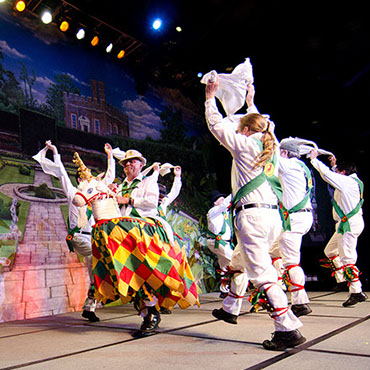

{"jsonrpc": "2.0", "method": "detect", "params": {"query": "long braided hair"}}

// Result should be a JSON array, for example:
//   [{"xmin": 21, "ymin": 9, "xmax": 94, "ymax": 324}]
[{"xmin": 238, "ymin": 113, "xmax": 276, "ymax": 169}]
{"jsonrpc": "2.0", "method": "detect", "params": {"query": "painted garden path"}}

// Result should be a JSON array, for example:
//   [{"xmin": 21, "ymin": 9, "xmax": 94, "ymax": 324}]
[{"xmin": 1, "ymin": 168, "xmax": 90, "ymax": 322}]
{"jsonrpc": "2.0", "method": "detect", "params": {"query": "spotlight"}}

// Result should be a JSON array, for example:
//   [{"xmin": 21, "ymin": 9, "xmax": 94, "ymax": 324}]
[
  {"xmin": 91, "ymin": 36, "xmax": 99, "ymax": 46},
  {"xmin": 76, "ymin": 28, "xmax": 85, "ymax": 40},
  {"xmin": 41, "ymin": 11, "xmax": 52, "ymax": 24},
  {"xmin": 176, "ymin": 26, "xmax": 182, "ymax": 32},
  {"xmin": 59, "ymin": 21, "xmax": 69, "ymax": 32},
  {"xmin": 152, "ymin": 19, "xmax": 162, "ymax": 30},
  {"xmin": 15, "ymin": 1, "xmax": 26, "ymax": 12},
  {"xmin": 117, "ymin": 50, "xmax": 125, "ymax": 59},
  {"xmin": 197, "ymin": 72, "xmax": 203, "ymax": 78},
  {"xmin": 106, "ymin": 43, "xmax": 113, "ymax": 53}
]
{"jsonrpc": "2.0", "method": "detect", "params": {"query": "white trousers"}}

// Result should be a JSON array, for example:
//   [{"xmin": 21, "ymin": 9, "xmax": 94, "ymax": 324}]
[
  {"xmin": 324, "ymin": 214, "xmax": 364, "ymax": 293},
  {"xmin": 278, "ymin": 212, "xmax": 313, "ymax": 305},
  {"xmin": 224, "ymin": 208, "xmax": 302, "ymax": 332},
  {"xmin": 207, "ymin": 239, "xmax": 234, "ymax": 271},
  {"xmin": 72, "ymin": 234, "xmax": 96, "ymax": 312}
]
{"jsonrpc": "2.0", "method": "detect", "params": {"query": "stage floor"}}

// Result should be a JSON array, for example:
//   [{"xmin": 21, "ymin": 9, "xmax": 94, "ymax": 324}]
[{"xmin": 0, "ymin": 291, "xmax": 369, "ymax": 369}]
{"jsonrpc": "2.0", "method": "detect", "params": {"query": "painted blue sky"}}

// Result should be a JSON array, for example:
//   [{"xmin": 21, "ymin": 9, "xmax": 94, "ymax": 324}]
[{"xmin": 0, "ymin": 8, "xmax": 203, "ymax": 140}]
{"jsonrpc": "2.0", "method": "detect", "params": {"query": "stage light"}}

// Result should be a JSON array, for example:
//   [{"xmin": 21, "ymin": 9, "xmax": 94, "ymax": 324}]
[
  {"xmin": 197, "ymin": 72, "xmax": 203, "ymax": 78},
  {"xmin": 106, "ymin": 43, "xmax": 113, "ymax": 53},
  {"xmin": 152, "ymin": 19, "xmax": 162, "ymax": 30},
  {"xmin": 76, "ymin": 28, "xmax": 85, "ymax": 40},
  {"xmin": 117, "ymin": 50, "xmax": 125, "ymax": 59},
  {"xmin": 91, "ymin": 36, "xmax": 99, "ymax": 46},
  {"xmin": 41, "ymin": 11, "xmax": 52, "ymax": 24},
  {"xmin": 15, "ymin": 1, "xmax": 26, "ymax": 12},
  {"xmin": 176, "ymin": 26, "xmax": 182, "ymax": 32},
  {"xmin": 59, "ymin": 21, "xmax": 69, "ymax": 32}
]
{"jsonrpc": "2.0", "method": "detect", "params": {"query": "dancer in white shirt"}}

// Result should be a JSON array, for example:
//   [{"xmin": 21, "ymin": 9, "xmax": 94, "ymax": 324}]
[
  {"xmin": 310, "ymin": 150, "xmax": 367, "ymax": 307},
  {"xmin": 206, "ymin": 191, "xmax": 234, "ymax": 298},
  {"xmin": 205, "ymin": 75, "xmax": 304, "ymax": 351},
  {"xmin": 275, "ymin": 140, "xmax": 313, "ymax": 317},
  {"xmin": 34, "ymin": 141, "xmax": 115, "ymax": 322}
]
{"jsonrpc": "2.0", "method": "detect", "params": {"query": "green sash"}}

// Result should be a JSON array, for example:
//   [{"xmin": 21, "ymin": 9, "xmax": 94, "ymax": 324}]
[
  {"xmin": 333, "ymin": 177, "xmax": 364, "ymax": 234},
  {"xmin": 207, "ymin": 210, "xmax": 235, "ymax": 250},
  {"xmin": 158, "ymin": 205, "xmax": 166, "ymax": 220},
  {"xmin": 66, "ymin": 206, "xmax": 93, "ymax": 252},
  {"xmin": 121, "ymin": 178, "xmax": 141, "ymax": 217},
  {"xmin": 287, "ymin": 161, "xmax": 313, "ymax": 214},
  {"xmin": 231, "ymin": 139, "xmax": 290, "ymax": 231}
]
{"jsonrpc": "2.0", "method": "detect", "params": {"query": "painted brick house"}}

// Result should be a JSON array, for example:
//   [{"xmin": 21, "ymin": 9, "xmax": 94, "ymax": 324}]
[{"xmin": 63, "ymin": 80, "xmax": 129, "ymax": 137}]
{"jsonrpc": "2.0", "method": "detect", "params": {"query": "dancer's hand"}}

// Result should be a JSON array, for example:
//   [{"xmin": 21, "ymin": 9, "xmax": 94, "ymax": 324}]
[
  {"xmin": 206, "ymin": 74, "xmax": 219, "ymax": 100},
  {"xmin": 310, "ymin": 149, "xmax": 319, "ymax": 160},
  {"xmin": 174, "ymin": 166, "xmax": 181, "ymax": 178},
  {"xmin": 45, "ymin": 140, "xmax": 58, "ymax": 155},
  {"xmin": 329, "ymin": 155, "xmax": 337, "ymax": 167},
  {"xmin": 104, "ymin": 143, "xmax": 112, "ymax": 156},
  {"xmin": 153, "ymin": 162, "xmax": 160, "ymax": 172},
  {"xmin": 116, "ymin": 195, "xmax": 130, "ymax": 205}
]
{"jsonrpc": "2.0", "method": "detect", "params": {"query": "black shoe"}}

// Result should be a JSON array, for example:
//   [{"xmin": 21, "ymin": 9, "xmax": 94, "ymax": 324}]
[
  {"xmin": 212, "ymin": 308, "xmax": 238, "ymax": 324},
  {"xmin": 159, "ymin": 307, "xmax": 172, "ymax": 314},
  {"xmin": 291, "ymin": 304, "xmax": 312, "ymax": 317},
  {"xmin": 219, "ymin": 292, "xmax": 228, "ymax": 299},
  {"xmin": 140, "ymin": 309, "xmax": 161, "ymax": 332},
  {"xmin": 262, "ymin": 330, "xmax": 306, "ymax": 351},
  {"xmin": 82, "ymin": 310, "xmax": 100, "ymax": 322},
  {"xmin": 333, "ymin": 281, "xmax": 348, "ymax": 292},
  {"xmin": 342, "ymin": 292, "xmax": 368, "ymax": 307}
]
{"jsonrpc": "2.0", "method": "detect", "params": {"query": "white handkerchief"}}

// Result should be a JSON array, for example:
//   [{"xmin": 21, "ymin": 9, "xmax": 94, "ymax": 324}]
[
  {"xmin": 201, "ymin": 58, "xmax": 254, "ymax": 116},
  {"xmin": 32, "ymin": 147, "xmax": 63, "ymax": 178},
  {"xmin": 112, "ymin": 147, "xmax": 126, "ymax": 161}
]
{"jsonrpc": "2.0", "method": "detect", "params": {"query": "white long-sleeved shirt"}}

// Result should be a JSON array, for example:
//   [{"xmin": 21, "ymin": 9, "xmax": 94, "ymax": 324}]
[
  {"xmin": 55, "ymin": 153, "xmax": 116, "ymax": 232},
  {"xmin": 160, "ymin": 176, "xmax": 182, "ymax": 215},
  {"xmin": 278, "ymin": 157, "xmax": 312, "ymax": 210},
  {"xmin": 205, "ymin": 97, "xmax": 278, "ymax": 206},
  {"xmin": 119, "ymin": 173, "xmax": 159, "ymax": 218},
  {"xmin": 207, "ymin": 194, "xmax": 232, "ymax": 241},
  {"xmin": 311, "ymin": 158, "xmax": 363, "ymax": 221}
]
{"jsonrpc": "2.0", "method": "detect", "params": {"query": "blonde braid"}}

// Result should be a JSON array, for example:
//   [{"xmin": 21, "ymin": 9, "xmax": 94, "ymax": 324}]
[
  {"xmin": 239, "ymin": 113, "xmax": 277, "ymax": 169},
  {"xmin": 253, "ymin": 130, "xmax": 276, "ymax": 169}
]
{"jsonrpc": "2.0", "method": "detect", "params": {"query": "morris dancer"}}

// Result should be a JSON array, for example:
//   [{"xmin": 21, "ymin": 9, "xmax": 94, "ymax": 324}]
[
  {"xmin": 205, "ymin": 74, "xmax": 305, "ymax": 351},
  {"xmin": 73, "ymin": 151, "xmax": 199, "ymax": 334},
  {"xmin": 153, "ymin": 163, "xmax": 183, "ymax": 314},
  {"xmin": 33, "ymin": 141, "xmax": 115, "ymax": 322},
  {"xmin": 206, "ymin": 191, "xmax": 235, "ymax": 298},
  {"xmin": 310, "ymin": 150, "xmax": 367, "ymax": 307},
  {"xmin": 275, "ymin": 139, "xmax": 314, "ymax": 317}
]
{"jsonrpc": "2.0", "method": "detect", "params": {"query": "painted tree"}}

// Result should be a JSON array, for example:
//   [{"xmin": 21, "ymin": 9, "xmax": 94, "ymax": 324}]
[
  {"xmin": 45, "ymin": 73, "xmax": 80, "ymax": 123},
  {"xmin": 159, "ymin": 106, "xmax": 188, "ymax": 146},
  {"xmin": 0, "ymin": 50, "xmax": 24, "ymax": 114},
  {"xmin": 19, "ymin": 62, "xmax": 36, "ymax": 108}
]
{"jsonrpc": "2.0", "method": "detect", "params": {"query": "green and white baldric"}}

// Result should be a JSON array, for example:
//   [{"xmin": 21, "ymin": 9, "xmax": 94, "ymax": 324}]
[
  {"xmin": 207, "ymin": 209, "xmax": 235, "ymax": 250},
  {"xmin": 231, "ymin": 139, "xmax": 291, "ymax": 231},
  {"xmin": 285, "ymin": 161, "xmax": 313, "ymax": 214},
  {"xmin": 333, "ymin": 177, "xmax": 364, "ymax": 235},
  {"xmin": 121, "ymin": 178, "xmax": 142, "ymax": 218},
  {"xmin": 66, "ymin": 206, "xmax": 93, "ymax": 252}
]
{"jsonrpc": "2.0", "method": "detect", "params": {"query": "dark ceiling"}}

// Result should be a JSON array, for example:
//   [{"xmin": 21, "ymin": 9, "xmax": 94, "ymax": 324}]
[{"xmin": 9, "ymin": 0, "xmax": 370, "ymax": 159}]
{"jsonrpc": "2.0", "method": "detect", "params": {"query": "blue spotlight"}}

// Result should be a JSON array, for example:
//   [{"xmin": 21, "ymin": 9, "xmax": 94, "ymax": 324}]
[
  {"xmin": 152, "ymin": 18, "xmax": 162, "ymax": 30},
  {"xmin": 197, "ymin": 72, "xmax": 203, "ymax": 78}
]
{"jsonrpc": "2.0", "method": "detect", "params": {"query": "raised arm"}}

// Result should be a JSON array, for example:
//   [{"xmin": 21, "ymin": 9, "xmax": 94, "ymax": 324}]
[
  {"xmin": 310, "ymin": 149, "xmax": 346, "ymax": 191},
  {"xmin": 103, "ymin": 143, "xmax": 116, "ymax": 185}
]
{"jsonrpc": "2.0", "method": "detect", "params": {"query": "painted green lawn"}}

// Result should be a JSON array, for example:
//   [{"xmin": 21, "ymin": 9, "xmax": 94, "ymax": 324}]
[{"xmin": 0, "ymin": 164, "xmax": 33, "ymax": 240}]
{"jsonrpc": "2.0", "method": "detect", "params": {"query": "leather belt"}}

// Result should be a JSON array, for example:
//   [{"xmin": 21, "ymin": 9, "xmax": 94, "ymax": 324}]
[
  {"xmin": 78, "ymin": 231, "xmax": 91, "ymax": 235},
  {"xmin": 294, "ymin": 208, "xmax": 312, "ymax": 213},
  {"xmin": 235, "ymin": 203, "xmax": 278, "ymax": 215}
]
